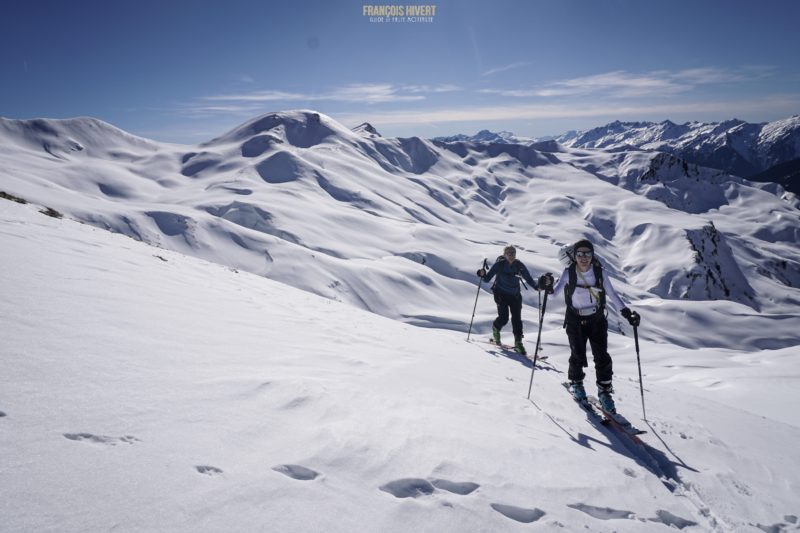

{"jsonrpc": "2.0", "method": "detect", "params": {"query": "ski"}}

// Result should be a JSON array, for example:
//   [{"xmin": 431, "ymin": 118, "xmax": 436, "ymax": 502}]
[
  {"xmin": 587, "ymin": 396, "xmax": 647, "ymax": 438},
  {"xmin": 486, "ymin": 339, "xmax": 548, "ymax": 360}
]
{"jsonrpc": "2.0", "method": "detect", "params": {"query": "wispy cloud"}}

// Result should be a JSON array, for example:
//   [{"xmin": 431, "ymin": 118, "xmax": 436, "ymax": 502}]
[
  {"xmin": 336, "ymin": 95, "xmax": 800, "ymax": 128},
  {"xmin": 481, "ymin": 67, "xmax": 776, "ymax": 99},
  {"xmin": 201, "ymin": 90, "xmax": 311, "ymax": 103},
  {"xmin": 482, "ymin": 62, "xmax": 531, "ymax": 77},
  {"xmin": 189, "ymin": 83, "xmax": 459, "ymax": 115},
  {"xmin": 401, "ymin": 84, "xmax": 462, "ymax": 93},
  {"xmin": 327, "ymin": 84, "xmax": 425, "ymax": 103}
]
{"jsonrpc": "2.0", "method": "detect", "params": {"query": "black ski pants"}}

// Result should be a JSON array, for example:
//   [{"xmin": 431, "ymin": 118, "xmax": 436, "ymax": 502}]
[
  {"xmin": 565, "ymin": 310, "xmax": 613, "ymax": 384},
  {"xmin": 493, "ymin": 290, "xmax": 524, "ymax": 339}
]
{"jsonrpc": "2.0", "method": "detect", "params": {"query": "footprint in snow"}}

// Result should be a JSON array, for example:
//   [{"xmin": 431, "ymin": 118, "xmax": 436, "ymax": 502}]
[
  {"xmin": 430, "ymin": 479, "xmax": 480, "ymax": 495},
  {"xmin": 648, "ymin": 510, "xmax": 697, "ymax": 529},
  {"xmin": 753, "ymin": 516, "xmax": 800, "ymax": 533},
  {"xmin": 490, "ymin": 503, "xmax": 546, "ymax": 523},
  {"xmin": 63, "ymin": 433, "xmax": 140, "ymax": 446},
  {"xmin": 195, "ymin": 465, "xmax": 223, "ymax": 476},
  {"xmin": 568, "ymin": 503, "xmax": 635, "ymax": 520},
  {"xmin": 380, "ymin": 478, "xmax": 480, "ymax": 499},
  {"xmin": 623, "ymin": 468, "xmax": 637, "ymax": 478},
  {"xmin": 272, "ymin": 464, "xmax": 320, "ymax": 481},
  {"xmin": 0, "ymin": 411, "xmax": 6, "ymax": 418},
  {"xmin": 380, "ymin": 479, "xmax": 435, "ymax": 498}
]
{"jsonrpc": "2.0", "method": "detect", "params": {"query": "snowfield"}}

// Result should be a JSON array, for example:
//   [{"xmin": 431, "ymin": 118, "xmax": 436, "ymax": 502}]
[
  {"xmin": 1, "ymin": 110, "xmax": 800, "ymax": 532},
  {"xmin": 2, "ymin": 195, "xmax": 799, "ymax": 532}
]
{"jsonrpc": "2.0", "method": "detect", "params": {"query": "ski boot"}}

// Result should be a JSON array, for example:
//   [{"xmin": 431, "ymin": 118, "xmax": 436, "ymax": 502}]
[
  {"xmin": 597, "ymin": 382, "xmax": 616, "ymax": 413},
  {"xmin": 491, "ymin": 326, "xmax": 501, "ymax": 345},
  {"xmin": 514, "ymin": 336, "xmax": 527, "ymax": 355},
  {"xmin": 569, "ymin": 381, "xmax": 587, "ymax": 402}
]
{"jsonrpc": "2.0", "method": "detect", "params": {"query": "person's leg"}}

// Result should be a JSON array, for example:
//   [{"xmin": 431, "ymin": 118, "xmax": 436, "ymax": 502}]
[
  {"xmin": 588, "ymin": 315, "xmax": 615, "ymax": 411},
  {"xmin": 566, "ymin": 314, "xmax": 588, "ymax": 383},
  {"xmin": 509, "ymin": 294, "xmax": 523, "ymax": 340},
  {"xmin": 493, "ymin": 293, "xmax": 511, "ymax": 334},
  {"xmin": 588, "ymin": 315, "xmax": 612, "ymax": 384}
]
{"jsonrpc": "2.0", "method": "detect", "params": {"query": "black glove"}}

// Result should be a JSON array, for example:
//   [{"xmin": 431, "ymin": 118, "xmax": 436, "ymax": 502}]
[
  {"xmin": 621, "ymin": 308, "xmax": 640, "ymax": 326},
  {"xmin": 538, "ymin": 273, "xmax": 554, "ymax": 294},
  {"xmin": 539, "ymin": 272, "xmax": 555, "ymax": 294},
  {"xmin": 477, "ymin": 268, "xmax": 487, "ymax": 278}
]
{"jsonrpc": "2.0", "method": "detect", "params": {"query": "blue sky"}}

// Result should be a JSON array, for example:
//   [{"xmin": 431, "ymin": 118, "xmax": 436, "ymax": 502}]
[{"xmin": 2, "ymin": 0, "xmax": 799, "ymax": 142}]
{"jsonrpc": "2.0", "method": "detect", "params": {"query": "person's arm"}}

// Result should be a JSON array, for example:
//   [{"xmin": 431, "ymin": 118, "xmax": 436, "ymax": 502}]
[
  {"xmin": 519, "ymin": 263, "xmax": 537, "ymax": 288},
  {"xmin": 551, "ymin": 269, "xmax": 568, "ymax": 296},
  {"xmin": 481, "ymin": 261, "xmax": 500, "ymax": 282},
  {"xmin": 602, "ymin": 270, "xmax": 626, "ymax": 311}
]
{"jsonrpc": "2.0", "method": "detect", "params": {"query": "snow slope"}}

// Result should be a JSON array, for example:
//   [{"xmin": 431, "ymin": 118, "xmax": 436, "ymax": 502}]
[
  {"xmin": 1, "ymin": 111, "xmax": 798, "ymax": 354},
  {"xmin": 2, "ymin": 199, "xmax": 799, "ymax": 532}
]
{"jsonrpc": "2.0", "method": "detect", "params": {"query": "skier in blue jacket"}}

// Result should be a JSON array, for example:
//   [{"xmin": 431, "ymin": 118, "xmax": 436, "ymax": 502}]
[{"xmin": 477, "ymin": 245, "xmax": 547, "ymax": 355}]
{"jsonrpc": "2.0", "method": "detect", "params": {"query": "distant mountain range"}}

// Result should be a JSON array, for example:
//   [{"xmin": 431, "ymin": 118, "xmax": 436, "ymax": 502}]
[
  {"xmin": 434, "ymin": 116, "xmax": 800, "ymax": 193},
  {"xmin": 434, "ymin": 129, "xmax": 536, "ymax": 145}
]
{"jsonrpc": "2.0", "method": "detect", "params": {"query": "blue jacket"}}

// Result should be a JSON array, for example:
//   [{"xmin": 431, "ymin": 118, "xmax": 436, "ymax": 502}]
[{"xmin": 483, "ymin": 259, "xmax": 537, "ymax": 296}]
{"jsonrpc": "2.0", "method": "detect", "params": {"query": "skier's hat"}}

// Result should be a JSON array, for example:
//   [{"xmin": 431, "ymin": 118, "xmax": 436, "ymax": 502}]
[{"xmin": 573, "ymin": 239, "xmax": 594, "ymax": 253}]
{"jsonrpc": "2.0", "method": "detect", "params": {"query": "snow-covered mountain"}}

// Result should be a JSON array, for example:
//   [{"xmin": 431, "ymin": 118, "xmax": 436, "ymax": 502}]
[
  {"xmin": 1, "ymin": 111, "xmax": 798, "ymax": 352},
  {"xmin": 556, "ymin": 116, "xmax": 800, "ymax": 184}
]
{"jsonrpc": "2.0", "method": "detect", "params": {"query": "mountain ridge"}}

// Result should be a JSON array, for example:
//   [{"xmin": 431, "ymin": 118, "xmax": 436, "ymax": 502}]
[{"xmin": 434, "ymin": 115, "xmax": 800, "ymax": 191}]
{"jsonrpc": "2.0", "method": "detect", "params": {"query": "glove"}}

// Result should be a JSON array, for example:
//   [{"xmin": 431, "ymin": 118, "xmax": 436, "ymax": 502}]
[
  {"xmin": 621, "ymin": 308, "xmax": 640, "ymax": 327},
  {"xmin": 477, "ymin": 268, "xmax": 487, "ymax": 278},
  {"xmin": 538, "ymin": 273, "xmax": 555, "ymax": 294}
]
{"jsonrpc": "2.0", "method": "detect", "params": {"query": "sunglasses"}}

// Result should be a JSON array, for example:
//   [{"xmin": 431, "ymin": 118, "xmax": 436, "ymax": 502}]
[{"xmin": 575, "ymin": 251, "xmax": 593, "ymax": 258}]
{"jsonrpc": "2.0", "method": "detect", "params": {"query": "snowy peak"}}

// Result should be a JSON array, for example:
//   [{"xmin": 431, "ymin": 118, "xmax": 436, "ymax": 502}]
[
  {"xmin": 208, "ymin": 110, "xmax": 356, "ymax": 148},
  {"xmin": 352, "ymin": 122, "xmax": 382, "ymax": 138}
]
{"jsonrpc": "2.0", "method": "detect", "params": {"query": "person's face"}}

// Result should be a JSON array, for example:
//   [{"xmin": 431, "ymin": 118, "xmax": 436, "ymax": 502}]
[
  {"xmin": 575, "ymin": 248, "xmax": 592, "ymax": 268},
  {"xmin": 505, "ymin": 250, "xmax": 516, "ymax": 262}
]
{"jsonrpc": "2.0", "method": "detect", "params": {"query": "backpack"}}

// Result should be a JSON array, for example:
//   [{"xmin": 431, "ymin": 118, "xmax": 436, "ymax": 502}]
[{"xmin": 558, "ymin": 245, "xmax": 606, "ymax": 318}]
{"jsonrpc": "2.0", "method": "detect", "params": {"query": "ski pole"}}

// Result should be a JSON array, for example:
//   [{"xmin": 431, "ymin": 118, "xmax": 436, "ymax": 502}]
[
  {"xmin": 526, "ymin": 290, "xmax": 549, "ymax": 399},
  {"xmin": 466, "ymin": 258, "xmax": 488, "ymax": 341},
  {"xmin": 631, "ymin": 311, "xmax": 646, "ymax": 421},
  {"xmin": 536, "ymin": 288, "xmax": 541, "ymax": 358}
]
